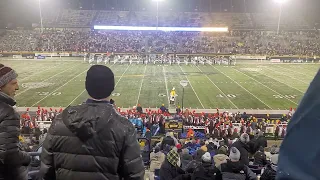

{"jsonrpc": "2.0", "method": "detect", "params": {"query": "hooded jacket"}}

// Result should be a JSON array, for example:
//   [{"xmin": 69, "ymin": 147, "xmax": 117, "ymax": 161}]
[
  {"xmin": 219, "ymin": 160, "xmax": 256, "ymax": 180},
  {"xmin": 277, "ymin": 69, "xmax": 320, "ymax": 180},
  {"xmin": 0, "ymin": 92, "xmax": 31, "ymax": 180},
  {"xmin": 260, "ymin": 164, "xmax": 277, "ymax": 180},
  {"xmin": 39, "ymin": 102, "xmax": 145, "ymax": 180},
  {"xmin": 191, "ymin": 162, "xmax": 222, "ymax": 180}
]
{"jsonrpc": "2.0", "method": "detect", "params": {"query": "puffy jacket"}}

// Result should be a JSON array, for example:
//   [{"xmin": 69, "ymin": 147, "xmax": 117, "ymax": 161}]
[
  {"xmin": 253, "ymin": 151, "xmax": 268, "ymax": 166},
  {"xmin": 160, "ymin": 160, "xmax": 185, "ymax": 180},
  {"xmin": 219, "ymin": 160, "xmax": 257, "ymax": 180},
  {"xmin": 39, "ymin": 102, "xmax": 145, "ymax": 180},
  {"xmin": 150, "ymin": 151, "xmax": 165, "ymax": 171},
  {"xmin": 231, "ymin": 141, "xmax": 250, "ymax": 166},
  {"xmin": 0, "ymin": 92, "xmax": 31, "ymax": 180},
  {"xmin": 191, "ymin": 162, "xmax": 222, "ymax": 180},
  {"xmin": 260, "ymin": 164, "xmax": 277, "ymax": 180}
]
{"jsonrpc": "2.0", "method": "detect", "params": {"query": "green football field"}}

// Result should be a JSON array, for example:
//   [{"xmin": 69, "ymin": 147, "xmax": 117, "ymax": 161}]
[{"xmin": 1, "ymin": 59, "xmax": 319, "ymax": 110}]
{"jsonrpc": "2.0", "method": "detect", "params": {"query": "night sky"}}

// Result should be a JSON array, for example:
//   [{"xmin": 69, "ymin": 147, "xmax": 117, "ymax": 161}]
[{"xmin": 0, "ymin": 0, "xmax": 319, "ymax": 28}]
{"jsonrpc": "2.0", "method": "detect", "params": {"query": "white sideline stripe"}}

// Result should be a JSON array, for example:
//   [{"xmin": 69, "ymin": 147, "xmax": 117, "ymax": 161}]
[
  {"xmin": 16, "ymin": 65, "xmax": 77, "ymax": 97},
  {"xmin": 233, "ymin": 68, "xmax": 298, "ymax": 105},
  {"xmin": 195, "ymin": 65, "xmax": 238, "ymax": 109},
  {"xmin": 263, "ymin": 67, "xmax": 308, "ymax": 84},
  {"xmin": 275, "ymin": 65, "xmax": 314, "ymax": 79},
  {"xmin": 67, "ymin": 64, "xmax": 126, "ymax": 106},
  {"xmin": 258, "ymin": 70, "xmax": 304, "ymax": 93},
  {"xmin": 31, "ymin": 68, "xmax": 88, "ymax": 107},
  {"xmin": 211, "ymin": 65, "xmax": 272, "ymax": 109},
  {"xmin": 162, "ymin": 66, "xmax": 170, "ymax": 106},
  {"xmin": 178, "ymin": 65, "xmax": 205, "ymax": 109},
  {"xmin": 136, "ymin": 65, "xmax": 148, "ymax": 105},
  {"xmin": 19, "ymin": 63, "xmax": 61, "ymax": 82}
]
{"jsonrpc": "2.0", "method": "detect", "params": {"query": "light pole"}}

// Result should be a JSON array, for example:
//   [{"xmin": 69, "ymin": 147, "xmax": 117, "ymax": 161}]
[
  {"xmin": 274, "ymin": 0, "xmax": 287, "ymax": 34},
  {"xmin": 38, "ymin": 0, "xmax": 44, "ymax": 33},
  {"xmin": 152, "ymin": 0, "xmax": 164, "ymax": 29},
  {"xmin": 180, "ymin": 80, "xmax": 188, "ymax": 112}
]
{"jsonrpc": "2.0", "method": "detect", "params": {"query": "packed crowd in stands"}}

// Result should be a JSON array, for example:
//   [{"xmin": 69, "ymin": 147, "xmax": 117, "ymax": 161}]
[{"xmin": 0, "ymin": 29, "xmax": 319, "ymax": 56}]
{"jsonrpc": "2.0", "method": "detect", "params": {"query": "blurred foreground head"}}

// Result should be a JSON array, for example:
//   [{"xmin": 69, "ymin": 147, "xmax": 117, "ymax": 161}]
[
  {"xmin": 85, "ymin": 65, "xmax": 114, "ymax": 100},
  {"xmin": 0, "ymin": 64, "xmax": 19, "ymax": 98}
]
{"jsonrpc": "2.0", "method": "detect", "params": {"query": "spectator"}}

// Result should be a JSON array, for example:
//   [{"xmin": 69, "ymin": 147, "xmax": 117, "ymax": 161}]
[
  {"xmin": 0, "ymin": 64, "xmax": 31, "ymax": 180},
  {"xmin": 160, "ymin": 104, "xmax": 167, "ymax": 113},
  {"xmin": 231, "ymin": 133, "xmax": 251, "ymax": 165},
  {"xmin": 191, "ymin": 152, "xmax": 222, "ymax": 180},
  {"xmin": 176, "ymin": 106, "xmax": 181, "ymax": 114},
  {"xmin": 217, "ymin": 141, "xmax": 228, "ymax": 155},
  {"xmin": 160, "ymin": 149, "xmax": 185, "ymax": 180},
  {"xmin": 219, "ymin": 147, "xmax": 257, "ymax": 180},
  {"xmin": 180, "ymin": 149, "xmax": 193, "ymax": 169},
  {"xmin": 149, "ymin": 146, "xmax": 165, "ymax": 180},
  {"xmin": 213, "ymin": 153, "xmax": 229, "ymax": 168},
  {"xmin": 184, "ymin": 149, "xmax": 206, "ymax": 173},
  {"xmin": 39, "ymin": 65, "xmax": 144, "ymax": 180},
  {"xmin": 260, "ymin": 154, "xmax": 278, "ymax": 180},
  {"xmin": 254, "ymin": 131, "xmax": 268, "ymax": 152},
  {"xmin": 253, "ymin": 146, "xmax": 268, "ymax": 167},
  {"xmin": 136, "ymin": 104, "xmax": 143, "ymax": 114},
  {"xmin": 161, "ymin": 132, "xmax": 176, "ymax": 150}
]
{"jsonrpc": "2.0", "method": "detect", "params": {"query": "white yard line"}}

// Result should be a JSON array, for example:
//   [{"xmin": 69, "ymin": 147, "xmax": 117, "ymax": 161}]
[
  {"xmin": 274, "ymin": 65, "xmax": 314, "ymax": 79},
  {"xmin": 16, "ymin": 65, "xmax": 77, "ymax": 97},
  {"xmin": 178, "ymin": 65, "xmax": 205, "ymax": 109},
  {"xmin": 31, "ymin": 68, "xmax": 88, "ymax": 107},
  {"xmin": 136, "ymin": 65, "xmax": 148, "ymax": 105},
  {"xmin": 233, "ymin": 68, "xmax": 298, "ymax": 105},
  {"xmin": 162, "ymin": 66, "xmax": 170, "ymax": 106},
  {"xmin": 263, "ymin": 66, "xmax": 308, "ymax": 84},
  {"xmin": 257, "ymin": 70, "xmax": 305, "ymax": 93},
  {"xmin": 195, "ymin": 66, "xmax": 238, "ymax": 109},
  {"xmin": 211, "ymin": 65, "xmax": 272, "ymax": 109}
]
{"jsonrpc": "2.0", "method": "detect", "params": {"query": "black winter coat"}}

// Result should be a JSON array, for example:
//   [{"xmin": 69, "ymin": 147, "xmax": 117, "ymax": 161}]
[
  {"xmin": 161, "ymin": 136, "xmax": 175, "ymax": 150},
  {"xmin": 191, "ymin": 162, "xmax": 222, "ymax": 180},
  {"xmin": 39, "ymin": 102, "xmax": 145, "ymax": 180},
  {"xmin": 160, "ymin": 160, "xmax": 185, "ymax": 180},
  {"xmin": 0, "ymin": 92, "xmax": 31, "ymax": 180},
  {"xmin": 253, "ymin": 151, "xmax": 268, "ymax": 166},
  {"xmin": 219, "ymin": 160, "xmax": 257, "ymax": 180},
  {"xmin": 231, "ymin": 141, "xmax": 250, "ymax": 166},
  {"xmin": 254, "ymin": 136, "xmax": 268, "ymax": 152},
  {"xmin": 260, "ymin": 164, "xmax": 277, "ymax": 180}
]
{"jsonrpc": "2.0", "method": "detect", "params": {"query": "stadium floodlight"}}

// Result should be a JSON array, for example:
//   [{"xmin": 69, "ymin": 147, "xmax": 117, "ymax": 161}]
[
  {"xmin": 152, "ymin": 0, "xmax": 165, "ymax": 28},
  {"xmin": 274, "ymin": 0, "xmax": 288, "ymax": 34},
  {"xmin": 38, "ymin": 0, "xmax": 44, "ymax": 33}
]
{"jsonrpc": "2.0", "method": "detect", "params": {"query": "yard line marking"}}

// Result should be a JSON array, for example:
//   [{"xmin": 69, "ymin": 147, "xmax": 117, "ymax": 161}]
[
  {"xmin": 274, "ymin": 65, "xmax": 314, "ymax": 79},
  {"xmin": 257, "ymin": 70, "xmax": 304, "ymax": 93},
  {"xmin": 67, "ymin": 64, "xmax": 127, "ymax": 106},
  {"xmin": 162, "ymin": 66, "xmax": 170, "ymax": 106},
  {"xmin": 178, "ymin": 65, "xmax": 205, "ymax": 109},
  {"xmin": 195, "ymin": 66, "xmax": 238, "ymax": 109},
  {"xmin": 233, "ymin": 68, "xmax": 298, "ymax": 105},
  {"xmin": 211, "ymin": 65, "xmax": 272, "ymax": 109},
  {"xmin": 136, "ymin": 65, "xmax": 148, "ymax": 105},
  {"xmin": 31, "ymin": 68, "xmax": 88, "ymax": 107},
  {"xmin": 263, "ymin": 67, "xmax": 308, "ymax": 84},
  {"xmin": 16, "ymin": 65, "xmax": 78, "ymax": 97},
  {"xmin": 19, "ymin": 63, "xmax": 61, "ymax": 82}
]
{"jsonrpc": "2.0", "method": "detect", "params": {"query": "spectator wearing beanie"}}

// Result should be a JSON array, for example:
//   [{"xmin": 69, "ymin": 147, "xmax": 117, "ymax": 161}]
[
  {"xmin": 160, "ymin": 149, "xmax": 185, "ymax": 180},
  {"xmin": 191, "ymin": 152, "xmax": 222, "ymax": 180},
  {"xmin": 39, "ymin": 65, "xmax": 144, "ymax": 180},
  {"xmin": 0, "ymin": 64, "xmax": 31, "ymax": 180},
  {"xmin": 253, "ymin": 146, "xmax": 268, "ymax": 167},
  {"xmin": 219, "ymin": 147, "xmax": 257, "ymax": 180},
  {"xmin": 231, "ymin": 133, "xmax": 251, "ymax": 165},
  {"xmin": 184, "ymin": 149, "xmax": 206, "ymax": 173},
  {"xmin": 161, "ymin": 132, "xmax": 176, "ymax": 150},
  {"xmin": 180, "ymin": 148, "xmax": 193, "ymax": 169},
  {"xmin": 260, "ymin": 154, "xmax": 278, "ymax": 180}
]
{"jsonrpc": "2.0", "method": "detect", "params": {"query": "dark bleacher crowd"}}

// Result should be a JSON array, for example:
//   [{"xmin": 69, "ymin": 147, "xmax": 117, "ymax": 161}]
[{"xmin": 0, "ymin": 30, "xmax": 319, "ymax": 56}]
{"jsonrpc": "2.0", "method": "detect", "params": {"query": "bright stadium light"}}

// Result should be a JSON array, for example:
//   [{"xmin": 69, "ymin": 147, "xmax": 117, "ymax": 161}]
[
  {"xmin": 274, "ymin": 0, "xmax": 288, "ymax": 34},
  {"xmin": 152, "ymin": 0, "xmax": 165, "ymax": 28},
  {"xmin": 38, "ymin": 0, "xmax": 44, "ymax": 33}
]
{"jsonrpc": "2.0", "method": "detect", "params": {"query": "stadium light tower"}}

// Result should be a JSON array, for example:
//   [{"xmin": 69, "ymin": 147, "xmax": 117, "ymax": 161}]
[
  {"xmin": 274, "ymin": 0, "xmax": 287, "ymax": 34},
  {"xmin": 38, "ymin": 0, "xmax": 44, "ymax": 33},
  {"xmin": 153, "ymin": 0, "xmax": 164, "ymax": 29}
]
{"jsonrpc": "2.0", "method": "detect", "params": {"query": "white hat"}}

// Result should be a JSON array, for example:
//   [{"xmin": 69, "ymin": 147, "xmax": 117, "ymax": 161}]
[{"xmin": 202, "ymin": 152, "xmax": 212, "ymax": 163}]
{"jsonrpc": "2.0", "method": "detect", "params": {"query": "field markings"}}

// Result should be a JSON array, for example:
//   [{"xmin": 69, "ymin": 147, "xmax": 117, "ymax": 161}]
[
  {"xmin": 263, "ymin": 66, "xmax": 308, "ymax": 85},
  {"xmin": 68, "ymin": 64, "xmax": 130, "ymax": 106},
  {"xmin": 178, "ymin": 65, "xmax": 205, "ymax": 109},
  {"xmin": 16, "ymin": 65, "xmax": 78, "ymax": 97},
  {"xmin": 233, "ymin": 68, "xmax": 298, "ymax": 105},
  {"xmin": 136, "ymin": 65, "xmax": 148, "ymax": 105},
  {"xmin": 211, "ymin": 65, "xmax": 272, "ymax": 109},
  {"xmin": 31, "ymin": 68, "xmax": 89, "ymax": 107},
  {"xmin": 195, "ymin": 66, "xmax": 238, "ymax": 109},
  {"xmin": 162, "ymin": 66, "xmax": 170, "ymax": 106},
  {"xmin": 18, "ymin": 63, "xmax": 62, "ymax": 82},
  {"xmin": 257, "ymin": 70, "xmax": 305, "ymax": 94},
  {"xmin": 274, "ymin": 65, "xmax": 314, "ymax": 79}
]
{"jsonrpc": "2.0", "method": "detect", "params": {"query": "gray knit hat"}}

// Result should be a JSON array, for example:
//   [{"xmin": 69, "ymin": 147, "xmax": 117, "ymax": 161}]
[
  {"xmin": 202, "ymin": 152, "xmax": 212, "ymax": 163},
  {"xmin": 0, "ymin": 64, "xmax": 18, "ymax": 87},
  {"xmin": 229, "ymin": 147, "xmax": 241, "ymax": 161}
]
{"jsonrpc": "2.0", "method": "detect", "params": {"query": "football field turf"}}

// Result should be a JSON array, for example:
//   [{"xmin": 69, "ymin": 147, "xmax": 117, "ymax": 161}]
[{"xmin": 2, "ymin": 59, "xmax": 319, "ymax": 110}]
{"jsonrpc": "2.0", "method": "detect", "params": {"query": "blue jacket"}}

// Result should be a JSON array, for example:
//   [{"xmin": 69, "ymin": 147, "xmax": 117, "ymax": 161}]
[{"xmin": 277, "ymin": 69, "xmax": 320, "ymax": 180}]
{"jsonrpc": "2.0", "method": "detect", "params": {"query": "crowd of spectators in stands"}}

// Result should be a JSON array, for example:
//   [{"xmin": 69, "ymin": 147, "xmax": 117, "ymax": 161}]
[{"xmin": 0, "ymin": 30, "xmax": 319, "ymax": 56}]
